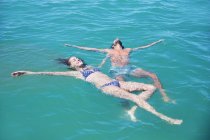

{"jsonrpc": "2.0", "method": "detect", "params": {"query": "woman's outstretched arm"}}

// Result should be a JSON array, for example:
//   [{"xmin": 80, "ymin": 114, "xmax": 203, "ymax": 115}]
[
  {"xmin": 65, "ymin": 44, "xmax": 108, "ymax": 53},
  {"xmin": 132, "ymin": 39, "xmax": 164, "ymax": 51},
  {"xmin": 11, "ymin": 71, "xmax": 83, "ymax": 79}
]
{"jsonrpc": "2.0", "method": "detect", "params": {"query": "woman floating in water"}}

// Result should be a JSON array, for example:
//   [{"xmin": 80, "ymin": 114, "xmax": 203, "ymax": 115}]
[{"xmin": 11, "ymin": 56, "xmax": 182, "ymax": 125}]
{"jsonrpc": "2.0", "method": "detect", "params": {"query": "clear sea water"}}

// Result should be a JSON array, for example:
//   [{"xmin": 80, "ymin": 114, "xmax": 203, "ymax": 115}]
[{"xmin": 0, "ymin": 0, "xmax": 210, "ymax": 140}]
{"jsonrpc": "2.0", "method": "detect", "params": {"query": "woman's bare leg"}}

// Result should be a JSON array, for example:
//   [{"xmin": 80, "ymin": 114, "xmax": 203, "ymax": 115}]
[
  {"xmin": 133, "ymin": 97, "xmax": 182, "ymax": 125},
  {"xmin": 119, "ymin": 81, "xmax": 156, "ymax": 121},
  {"xmin": 101, "ymin": 86, "xmax": 182, "ymax": 125},
  {"xmin": 130, "ymin": 68, "xmax": 172, "ymax": 103}
]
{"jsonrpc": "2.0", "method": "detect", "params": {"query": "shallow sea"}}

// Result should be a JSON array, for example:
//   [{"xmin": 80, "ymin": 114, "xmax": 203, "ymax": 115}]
[{"xmin": 0, "ymin": 0, "xmax": 210, "ymax": 140}]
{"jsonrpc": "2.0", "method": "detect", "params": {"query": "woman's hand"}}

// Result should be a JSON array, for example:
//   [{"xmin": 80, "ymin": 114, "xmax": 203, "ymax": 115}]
[{"xmin": 11, "ymin": 71, "xmax": 29, "ymax": 77}]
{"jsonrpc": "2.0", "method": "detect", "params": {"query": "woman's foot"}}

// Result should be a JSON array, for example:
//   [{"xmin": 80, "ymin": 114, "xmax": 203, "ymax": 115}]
[{"xmin": 127, "ymin": 106, "xmax": 138, "ymax": 122}]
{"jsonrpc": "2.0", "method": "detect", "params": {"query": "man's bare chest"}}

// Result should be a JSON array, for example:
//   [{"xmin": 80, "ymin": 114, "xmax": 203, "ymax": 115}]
[{"xmin": 108, "ymin": 50, "xmax": 129, "ymax": 57}]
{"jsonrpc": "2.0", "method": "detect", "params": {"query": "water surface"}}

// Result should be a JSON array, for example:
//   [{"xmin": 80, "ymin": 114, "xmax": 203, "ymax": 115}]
[{"xmin": 0, "ymin": 1, "xmax": 210, "ymax": 140}]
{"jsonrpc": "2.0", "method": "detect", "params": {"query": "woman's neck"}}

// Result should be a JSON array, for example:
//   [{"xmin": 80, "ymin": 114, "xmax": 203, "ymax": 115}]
[{"xmin": 75, "ymin": 65, "xmax": 87, "ymax": 71}]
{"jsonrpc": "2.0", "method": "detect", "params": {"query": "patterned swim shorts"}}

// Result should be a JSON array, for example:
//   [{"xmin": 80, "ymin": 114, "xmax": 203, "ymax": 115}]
[{"xmin": 109, "ymin": 65, "xmax": 138, "ymax": 78}]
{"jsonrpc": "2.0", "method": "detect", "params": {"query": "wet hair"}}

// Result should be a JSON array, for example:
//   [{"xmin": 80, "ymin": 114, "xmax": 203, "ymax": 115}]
[
  {"xmin": 56, "ymin": 57, "xmax": 86, "ymax": 70},
  {"xmin": 56, "ymin": 58, "xmax": 70, "ymax": 66},
  {"xmin": 110, "ymin": 39, "xmax": 124, "ymax": 49}
]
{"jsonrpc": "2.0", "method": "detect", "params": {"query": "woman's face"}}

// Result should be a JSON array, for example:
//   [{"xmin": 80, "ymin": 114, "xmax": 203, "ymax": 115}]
[{"xmin": 69, "ymin": 56, "xmax": 83, "ymax": 68}]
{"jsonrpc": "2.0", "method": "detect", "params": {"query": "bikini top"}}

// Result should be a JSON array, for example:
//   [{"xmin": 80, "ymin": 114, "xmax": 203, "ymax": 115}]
[{"xmin": 81, "ymin": 68, "xmax": 100, "ymax": 79}]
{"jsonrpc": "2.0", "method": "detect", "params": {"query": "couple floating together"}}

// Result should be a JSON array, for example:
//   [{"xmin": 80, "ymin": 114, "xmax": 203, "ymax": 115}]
[{"xmin": 11, "ymin": 38, "xmax": 183, "ymax": 125}]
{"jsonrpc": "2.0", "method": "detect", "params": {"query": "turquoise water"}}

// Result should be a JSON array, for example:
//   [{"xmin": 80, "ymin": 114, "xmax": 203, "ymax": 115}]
[{"xmin": 1, "ymin": 0, "xmax": 210, "ymax": 140}]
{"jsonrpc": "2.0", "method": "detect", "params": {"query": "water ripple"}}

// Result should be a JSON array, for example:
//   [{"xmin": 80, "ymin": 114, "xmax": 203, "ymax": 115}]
[{"xmin": 1, "ymin": 0, "xmax": 210, "ymax": 140}]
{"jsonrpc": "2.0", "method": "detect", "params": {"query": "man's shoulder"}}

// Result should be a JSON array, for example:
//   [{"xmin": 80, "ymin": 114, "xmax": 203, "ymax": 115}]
[
  {"xmin": 104, "ymin": 49, "xmax": 113, "ymax": 53},
  {"xmin": 124, "ymin": 48, "xmax": 132, "ymax": 52},
  {"xmin": 106, "ymin": 48, "xmax": 131, "ymax": 54}
]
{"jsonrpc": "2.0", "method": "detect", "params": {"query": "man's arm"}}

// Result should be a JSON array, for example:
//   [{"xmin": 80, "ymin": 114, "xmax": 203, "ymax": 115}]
[
  {"xmin": 98, "ymin": 55, "xmax": 110, "ymax": 68},
  {"xmin": 11, "ymin": 71, "xmax": 83, "ymax": 79},
  {"xmin": 65, "ymin": 44, "xmax": 108, "ymax": 53},
  {"xmin": 131, "ymin": 39, "xmax": 164, "ymax": 51}
]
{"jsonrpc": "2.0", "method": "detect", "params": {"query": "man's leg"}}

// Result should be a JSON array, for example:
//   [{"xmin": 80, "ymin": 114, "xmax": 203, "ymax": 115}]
[{"xmin": 130, "ymin": 68, "xmax": 173, "ymax": 103}]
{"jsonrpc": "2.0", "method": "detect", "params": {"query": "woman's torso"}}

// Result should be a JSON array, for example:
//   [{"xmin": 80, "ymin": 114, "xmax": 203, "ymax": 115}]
[{"xmin": 78, "ymin": 69, "xmax": 115, "ymax": 88}]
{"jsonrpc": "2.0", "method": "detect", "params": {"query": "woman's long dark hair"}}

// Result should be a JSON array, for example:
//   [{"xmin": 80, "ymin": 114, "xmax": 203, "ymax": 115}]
[
  {"xmin": 56, "ymin": 58, "xmax": 70, "ymax": 66},
  {"xmin": 56, "ymin": 57, "xmax": 86, "ymax": 70}
]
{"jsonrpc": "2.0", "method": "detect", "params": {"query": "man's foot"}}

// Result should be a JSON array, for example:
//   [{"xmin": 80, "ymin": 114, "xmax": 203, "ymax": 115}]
[
  {"xmin": 160, "ymin": 89, "xmax": 176, "ymax": 104},
  {"xmin": 162, "ymin": 96, "xmax": 170, "ymax": 102},
  {"xmin": 162, "ymin": 96, "xmax": 176, "ymax": 104}
]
